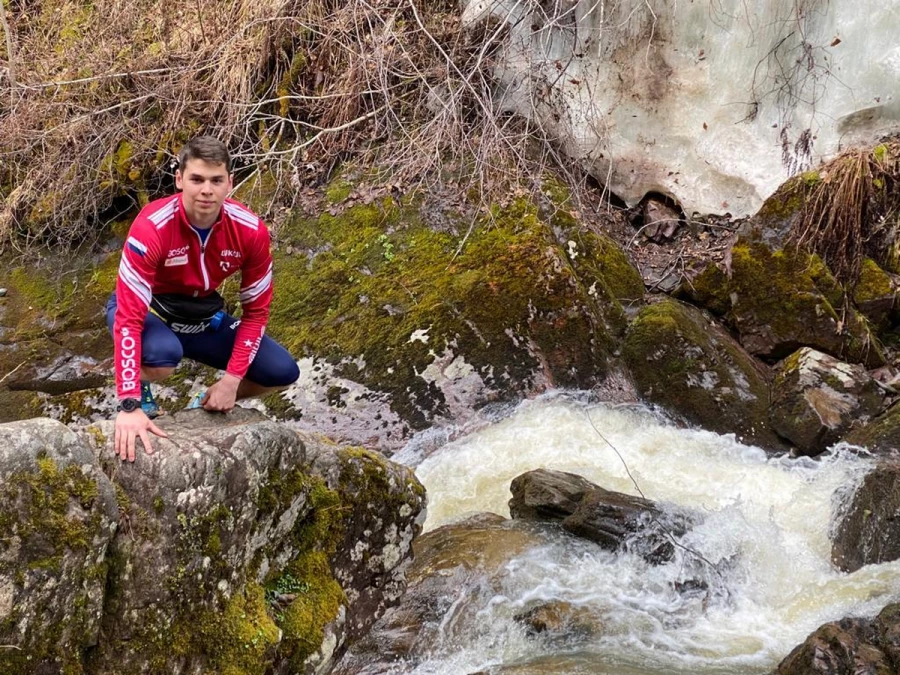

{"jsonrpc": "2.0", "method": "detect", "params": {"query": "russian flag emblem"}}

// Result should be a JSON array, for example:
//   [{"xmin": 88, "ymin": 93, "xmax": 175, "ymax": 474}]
[{"xmin": 127, "ymin": 236, "xmax": 147, "ymax": 257}]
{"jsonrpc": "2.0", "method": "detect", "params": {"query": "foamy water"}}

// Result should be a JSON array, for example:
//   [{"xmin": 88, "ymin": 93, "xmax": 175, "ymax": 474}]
[{"xmin": 390, "ymin": 392, "xmax": 900, "ymax": 674}]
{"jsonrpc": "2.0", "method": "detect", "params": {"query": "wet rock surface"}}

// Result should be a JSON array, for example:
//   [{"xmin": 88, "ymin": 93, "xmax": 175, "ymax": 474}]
[
  {"xmin": 622, "ymin": 298, "xmax": 784, "ymax": 452},
  {"xmin": 831, "ymin": 460, "xmax": 900, "ymax": 573},
  {"xmin": 769, "ymin": 348, "xmax": 884, "ymax": 455},
  {"xmin": 508, "ymin": 468, "xmax": 695, "ymax": 563},
  {"xmin": 772, "ymin": 604, "xmax": 900, "ymax": 675},
  {"xmin": 330, "ymin": 513, "xmax": 550, "ymax": 675},
  {"xmin": 843, "ymin": 402, "xmax": 900, "ymax": 455}
]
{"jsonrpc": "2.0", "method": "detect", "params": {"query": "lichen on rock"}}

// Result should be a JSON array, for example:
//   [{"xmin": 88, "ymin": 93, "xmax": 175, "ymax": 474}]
[
  {"xmin": 0, "ymin": 419, "xmax": 118, "ymax": 675},
  {"xmin": 622, "ymin": 297, "xmax": 784, "ymax": 451}
]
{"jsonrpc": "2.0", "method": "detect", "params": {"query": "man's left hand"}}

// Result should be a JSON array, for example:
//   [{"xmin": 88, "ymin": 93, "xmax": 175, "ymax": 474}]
[{"xmin": 203, "ymin": 373, "xmax": 241, "ymax": 412}]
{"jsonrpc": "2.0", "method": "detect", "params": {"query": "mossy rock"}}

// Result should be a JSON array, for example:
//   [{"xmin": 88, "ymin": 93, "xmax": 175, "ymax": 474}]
[
  {"xmin": 0, "ymin": 419, "xmax": 119, "ymax": 675},
  {"xmin": 622, "ymin": 298, "xmax": 785, "ymax": 451},
  {"xmin": 682, "ymin": 239, "xmax": 885, "ymax": 367},
  {"xmin": 0, "ymin": 249, "xmax": 118, "ymax": 422},
  {"xmin": 769, "ymin": 348, "xmax": 884, "ymax": 456},
  {"xmin": 853, "ymin": 258, "xmax": 896, "ymax": 329},
  {"xmin": 267, "ymin": 193, "xmax": 634, "ymax": 433},
  {"xmin": 843, "ymin": 402, "xmax": 900, "ymax": 453}
]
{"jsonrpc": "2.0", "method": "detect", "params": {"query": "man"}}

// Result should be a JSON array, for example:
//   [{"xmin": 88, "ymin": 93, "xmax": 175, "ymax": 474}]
[{"xmin": 108, "ymin": 136, "xmax": 300, "ymax": 462}]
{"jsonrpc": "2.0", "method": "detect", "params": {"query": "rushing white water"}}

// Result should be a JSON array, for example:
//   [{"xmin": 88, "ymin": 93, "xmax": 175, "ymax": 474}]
[{"xmin": 393, "ymin": 392, "xmax": 900, "ymax": 674}]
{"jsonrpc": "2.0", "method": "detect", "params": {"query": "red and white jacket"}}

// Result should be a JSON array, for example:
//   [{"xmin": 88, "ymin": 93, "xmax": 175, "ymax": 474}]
[{"xmin": 114, "ymin": 194, "xmax": 273, "ymax": 399}]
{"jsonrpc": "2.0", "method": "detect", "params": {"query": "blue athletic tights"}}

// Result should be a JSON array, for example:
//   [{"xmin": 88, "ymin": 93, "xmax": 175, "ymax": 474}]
[{"xmin": 105, "ymin": 293, "xmax": 300, "ymax": 388}]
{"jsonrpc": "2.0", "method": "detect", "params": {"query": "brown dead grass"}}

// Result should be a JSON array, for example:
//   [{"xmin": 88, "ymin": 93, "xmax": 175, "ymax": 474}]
[
  {"xmin": 788, "ymin": 139, "xmax": 900, "ymax": 285},
  {"xmin": 0, "ymin": 0, "xmax": 580, "ymax": 253}
]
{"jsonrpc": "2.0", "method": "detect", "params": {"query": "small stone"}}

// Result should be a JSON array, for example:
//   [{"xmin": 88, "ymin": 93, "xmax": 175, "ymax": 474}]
[{"xmin": 0, "ymin": 288, "xmax": 7, "ymax": 297}]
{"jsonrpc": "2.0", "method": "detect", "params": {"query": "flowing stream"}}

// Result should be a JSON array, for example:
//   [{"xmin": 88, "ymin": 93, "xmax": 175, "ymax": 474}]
[{"xmin": 390, "ymin": 393, "xmax": 900, "ymax": 674}]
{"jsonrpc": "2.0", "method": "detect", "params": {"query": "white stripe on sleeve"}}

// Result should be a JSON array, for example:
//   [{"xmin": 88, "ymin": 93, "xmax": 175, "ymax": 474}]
[{"xmin": 118, "ymin": 256, "xmax": 152, "ymax": 306}]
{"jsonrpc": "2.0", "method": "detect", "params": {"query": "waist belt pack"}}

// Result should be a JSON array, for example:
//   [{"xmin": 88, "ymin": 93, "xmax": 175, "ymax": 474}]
[{"xmin": 150, "ymin": 292, "xmax": 226, "ymax": 334}]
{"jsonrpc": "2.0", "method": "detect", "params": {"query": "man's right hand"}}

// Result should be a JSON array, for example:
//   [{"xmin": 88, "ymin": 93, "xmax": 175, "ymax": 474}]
[{"xmin": 115, "ymin": 409, "xmax": 168, "ymax": 462}]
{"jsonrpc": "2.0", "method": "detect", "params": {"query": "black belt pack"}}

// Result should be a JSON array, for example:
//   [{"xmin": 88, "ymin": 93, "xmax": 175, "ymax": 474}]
[{"xmin": 150, "ymin": 292, "xmax": 226, "ymax": 334}]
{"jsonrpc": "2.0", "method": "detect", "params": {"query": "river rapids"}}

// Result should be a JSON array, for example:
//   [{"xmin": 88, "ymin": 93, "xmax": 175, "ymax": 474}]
[{"xmin": 385, "ymin": 392, "xmax": 900, "ymax": 674}]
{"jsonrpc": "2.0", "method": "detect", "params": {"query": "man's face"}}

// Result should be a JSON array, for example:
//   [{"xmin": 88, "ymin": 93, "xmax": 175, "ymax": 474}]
[{"xmin": 175, "ymin": 158, "xmax": 233, "ymax": 227}]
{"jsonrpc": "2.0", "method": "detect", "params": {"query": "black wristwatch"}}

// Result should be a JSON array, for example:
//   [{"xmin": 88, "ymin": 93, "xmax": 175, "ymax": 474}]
[{"xmin": 117, "ymin": 398, "xmax": 142, "ymax": 413}]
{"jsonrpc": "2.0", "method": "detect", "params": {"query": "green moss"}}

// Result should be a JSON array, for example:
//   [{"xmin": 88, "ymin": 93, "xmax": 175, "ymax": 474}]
[
  {"xmin": 325, "ymin": 179, "xmax": 353, "ymax": 205},
  {"xmin": 260, "ymin": 391, "xmax": 299, "ymax": 419},
  {"xmin": 853, "ymin": 258, "xmax": 892, "ymax": 305},
  {"xmin": 800, "ymin": 170, "xmax": 821, "ymax": 187},
  {"xmin": 0, "ymin": 457, "xmax": 103, "ymax": 674},
  {"xmin": 270, "ymin": 551, "xmax": 343, "ymax": 667},
  {"xmin": 55, "ymin": 389, "xmax": 96, "ymax": 425},
  {"xmin": 276, "ymin": 51, "xmax": 308, "ymax": 117},
  {"xmin": 8, "ymin": 458, "xmax": 98, "ymax": 547},
  {"xmin": 193, "ymin": 584, "xmax": 281, "ymax": 675},
  {"xmin": 755, "ymin": 174, "xmax": 809, "ymax": 224},
  {"xmin": 268, "ymin": 194, "xmax": 620, "ymax": 430},
  {"xmin": 678, "ymin": 262, "xmax": 730, "ymax": 315},
  {"xmin": 623, "ymin": 298, "xmax": 779, "ymax": 448}
]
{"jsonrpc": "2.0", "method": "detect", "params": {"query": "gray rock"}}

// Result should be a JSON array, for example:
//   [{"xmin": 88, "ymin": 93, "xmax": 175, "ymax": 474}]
[
  {"xmin": 769, "ymin": 348, "xmax": 884, "ymax": 456},
  {"xmin": 509, "ymin": 468, "xmax": 694, "ymax": 563},
  {"xmin": 640, "ymin": 198, "xmax": 682, "ymax": 243},
  {"xmin": 831, "ymin": 460, "xmax": 900, "ymax": 573},
  {"xmin": 0, "ymin": 409, "xmax": 425, "ymax": 675},
  {"xmin": 0, "ymin": 418, "xmax": 118, "ymax": 675}
]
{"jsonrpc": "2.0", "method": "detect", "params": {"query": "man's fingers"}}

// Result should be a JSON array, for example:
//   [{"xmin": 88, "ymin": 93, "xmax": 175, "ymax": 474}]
[
  {"xmin": 148, "ymin": 421, "xmax": 168, "ymax": 438},
  {"xmin": 114, "ymin": 426, "xmax": 122, "ymax": 459},
  {"xmin": 138, "ymin": 429, "xmax": 155, "ymax": 456},
  {"xmin": 128, "ymin": 430, "xmax": 137, "ymax": 463}
]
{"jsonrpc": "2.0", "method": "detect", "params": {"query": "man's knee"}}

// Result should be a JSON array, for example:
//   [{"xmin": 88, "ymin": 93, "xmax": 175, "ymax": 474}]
[
  {"xmin": 249, "ymin": 354, "xmax": 299, "ymax": 388},
  {"xmin": 142, "ymin": 338, "xmax": 183, "ymax": 368},
  {"xmin": 282, "ymin": 360, "xmax": 300, "ymax": 386}
]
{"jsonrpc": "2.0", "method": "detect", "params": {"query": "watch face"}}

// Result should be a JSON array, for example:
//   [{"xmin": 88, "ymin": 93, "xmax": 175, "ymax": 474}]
[{"xmin": 119, "ymin": 398, "xmax": 141, "ymax": 412}]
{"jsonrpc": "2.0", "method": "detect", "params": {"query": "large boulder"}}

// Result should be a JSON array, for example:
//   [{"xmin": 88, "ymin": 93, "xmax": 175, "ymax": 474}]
[
  {"xmin": 266, "ymin": 193, "xmax": 643, "ymax": 450},
  {"xmin": 772, "ymin": 604, "xmax": 900, "ymax": 675},
  {"xmin": 508, "ymin": 468, "xmax": 694, "ymax": 563},
  {"xmin": 682, "ymin": 239, "xmax": 885, "ymax": 367},
  {"xmin": 331, "ymin": 513, "xmax": 548, "ymax": 674},
  {"xmin": 0, "ymin": 418, "xmax": 119, "ymax": 675},
  {"xmin": 622, "ymin": 298, "xmax": 784, "ymax": 451},
  {"xmin": 831, "ymin": 460, "xmax": 900, "ymax": 573},
  {"xmin": 0, "ymin": 409, "xmax": 425, "ymax": 675},
  {"xmin": 769, "ymin": 348, "xmax": 884, "ymax": 456}
]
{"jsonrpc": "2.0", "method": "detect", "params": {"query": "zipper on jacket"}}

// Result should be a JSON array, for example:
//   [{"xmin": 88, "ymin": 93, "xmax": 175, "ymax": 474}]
[{"xmin": 191, "ymin": 228, "xmax": 211, "ymax": 291}]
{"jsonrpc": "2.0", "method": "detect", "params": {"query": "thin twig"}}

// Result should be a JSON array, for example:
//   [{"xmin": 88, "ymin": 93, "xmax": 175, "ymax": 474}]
[
  {"xmin": 0, "ymin": 360, "xmax": 27, "ymax": 386},
  {"xmin": 0, "ymin": 0, "xmax": 15, "ymax": 104}
]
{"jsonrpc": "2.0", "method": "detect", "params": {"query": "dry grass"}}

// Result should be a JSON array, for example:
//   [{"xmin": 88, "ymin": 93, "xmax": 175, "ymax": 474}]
[
  {"xmin": 788, "ymin": 140, "xmax": 900, "ymax": 285},
  {"xmin": 0, "ymin": 0, "xmax": 597, "ymax": 253}
]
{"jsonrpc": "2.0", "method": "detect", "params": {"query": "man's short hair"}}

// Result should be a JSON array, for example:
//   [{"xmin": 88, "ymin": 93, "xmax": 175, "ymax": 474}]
[{"xmin": 178, "ymin": 136, "xmax": 231, "ymax": 172}]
